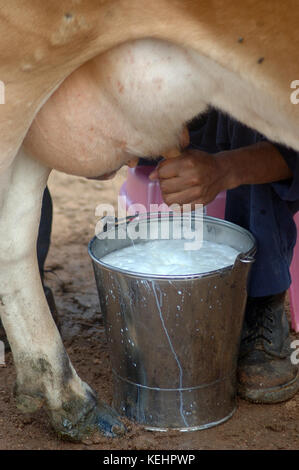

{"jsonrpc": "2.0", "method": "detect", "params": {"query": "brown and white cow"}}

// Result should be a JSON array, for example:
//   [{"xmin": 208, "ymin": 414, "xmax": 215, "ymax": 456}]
[{"xmin": 0, "ymin": 0, "xmax": 299, "ymax": 441}]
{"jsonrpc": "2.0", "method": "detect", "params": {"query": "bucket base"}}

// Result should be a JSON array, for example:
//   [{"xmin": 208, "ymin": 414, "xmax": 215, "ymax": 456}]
[
  {"xmin": 144, "ymin": 408, "xmax": 236, "ymax": 432},
  {"xmin": 112, "ymin": 371, "xmax": 237, "ymax": 431}
]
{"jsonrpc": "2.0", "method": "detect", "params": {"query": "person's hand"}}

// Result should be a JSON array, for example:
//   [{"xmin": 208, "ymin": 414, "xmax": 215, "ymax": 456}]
[
  {"xmin": 149, "ymin": 141, "xmax": 294, "ymax": 209},
  {"xmin": 149, "ymin": 149, "xmax": 227, "ymax": 208}
]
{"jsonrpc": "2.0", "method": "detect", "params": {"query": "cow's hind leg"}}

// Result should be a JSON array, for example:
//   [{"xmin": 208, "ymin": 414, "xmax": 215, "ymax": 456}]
[{"xmin": 0, "ymin": 150, "xmax": 125, "ymax": 440}]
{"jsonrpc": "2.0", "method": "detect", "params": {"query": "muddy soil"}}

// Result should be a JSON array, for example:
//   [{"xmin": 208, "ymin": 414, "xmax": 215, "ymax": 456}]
[{"xmin": 0, "ymin": 169, "xmax": 298, "ymax": 450}]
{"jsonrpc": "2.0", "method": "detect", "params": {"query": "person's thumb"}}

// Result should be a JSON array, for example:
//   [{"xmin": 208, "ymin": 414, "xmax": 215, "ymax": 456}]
[{"xmin": 149, "ymin": 168, "xmax": 159, "ymax": 180}]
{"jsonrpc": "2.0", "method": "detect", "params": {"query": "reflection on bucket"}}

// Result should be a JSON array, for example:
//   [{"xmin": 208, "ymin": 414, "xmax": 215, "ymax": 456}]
[{"xmin": 88, "ymin": 214, "xmax": 256, "ymax": 431}]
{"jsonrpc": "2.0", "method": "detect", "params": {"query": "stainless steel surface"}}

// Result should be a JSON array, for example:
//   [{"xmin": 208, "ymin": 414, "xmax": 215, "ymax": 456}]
[{"xmin": 88, "ymin": 214, "xmax": 256, "ymax": 430}]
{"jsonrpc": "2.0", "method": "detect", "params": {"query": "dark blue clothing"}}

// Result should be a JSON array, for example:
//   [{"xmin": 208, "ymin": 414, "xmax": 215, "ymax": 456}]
[{"xmin": 188, "ymin": 109, "xmax": 299, "ymax": 297}]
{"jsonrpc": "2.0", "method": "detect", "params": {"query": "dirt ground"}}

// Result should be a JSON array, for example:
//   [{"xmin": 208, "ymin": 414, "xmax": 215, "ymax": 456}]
[{"xmin": 0, "ymin": 169, "xmax": 298, "ymax": 450}]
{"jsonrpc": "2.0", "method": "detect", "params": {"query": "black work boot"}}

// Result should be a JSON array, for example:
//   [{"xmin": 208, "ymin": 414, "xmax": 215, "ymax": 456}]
[{"xmin": 237, "ymin": 291, "xmax": 299, "ymax": 403}]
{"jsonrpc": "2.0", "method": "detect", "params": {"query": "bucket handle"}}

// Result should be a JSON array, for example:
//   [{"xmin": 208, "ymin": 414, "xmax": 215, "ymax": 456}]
[{"xmin": 230, "ymin": 252, "xmax": 256, "ymax": 352}]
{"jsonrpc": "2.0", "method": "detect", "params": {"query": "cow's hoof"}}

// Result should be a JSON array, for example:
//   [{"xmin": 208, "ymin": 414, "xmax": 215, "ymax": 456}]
[
  {"xmin": 94, "ymin": 400, "xmax": 126, "ymax": 437},
  {"xmin": 51, "ymin": 394, "xmax": 126, "ymax": 441}
]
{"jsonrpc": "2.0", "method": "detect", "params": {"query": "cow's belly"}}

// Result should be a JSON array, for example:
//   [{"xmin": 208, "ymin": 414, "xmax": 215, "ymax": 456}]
[{"xmin": 23, "ymin": 39, "xmax": 209, "ymax": 177}]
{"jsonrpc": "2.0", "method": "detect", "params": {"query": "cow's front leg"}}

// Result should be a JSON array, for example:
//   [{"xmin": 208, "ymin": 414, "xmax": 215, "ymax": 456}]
[{"xmin": 0, "ymin": 150, "xmax": 125, "ymax": 440}]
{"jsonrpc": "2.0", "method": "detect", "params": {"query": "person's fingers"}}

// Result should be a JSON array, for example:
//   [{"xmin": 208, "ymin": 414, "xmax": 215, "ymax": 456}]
[
  {"xmin": 163, "ymin": 186, "xmax": 205, "ymax": 206},
  {"xmin": 160, "ymin": 175, "xmax": 197, "ymax": 194},
  {"xmin": 149, "ymin": 160, "xmax": 179, "ymax": 180},
  {"xmin": 156, "ymin": 157, "xmax": 182, "ymax": 179},
  {"xmin": 149, "ymin": 168, "xmax": 159, "ymax": 180},
  {"xmin": 149, "ymin": 150, "xmax": 209, "ymax": 181}
]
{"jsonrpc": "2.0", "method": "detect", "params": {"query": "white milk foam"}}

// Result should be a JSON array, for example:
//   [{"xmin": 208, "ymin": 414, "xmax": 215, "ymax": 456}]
[{"xmin": 101, "ymin": 239, "xmax": 239, "ymax": 275}]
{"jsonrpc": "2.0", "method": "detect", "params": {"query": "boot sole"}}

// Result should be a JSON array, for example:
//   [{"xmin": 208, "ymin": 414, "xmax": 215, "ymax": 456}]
[{"xmin": 237, "ymin": 368, "xmax": 299, "ymax": 404}]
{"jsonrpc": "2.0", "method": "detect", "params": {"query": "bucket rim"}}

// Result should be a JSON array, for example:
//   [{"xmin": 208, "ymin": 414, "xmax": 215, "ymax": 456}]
[{"xmin": 88, "ymin": 213, "xmax": 257, "ymax": 280}]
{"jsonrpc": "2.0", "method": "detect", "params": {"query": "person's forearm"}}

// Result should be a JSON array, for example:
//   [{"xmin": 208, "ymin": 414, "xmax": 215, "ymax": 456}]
[{"xmin": 216, "ymin": 141, "xmax": 293, "ymax": 190}]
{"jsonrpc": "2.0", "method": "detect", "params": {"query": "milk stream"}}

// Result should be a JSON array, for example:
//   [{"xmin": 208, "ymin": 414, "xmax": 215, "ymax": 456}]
[{"xmin": 101, "ymin": 239, "xmax": 239, "ymax": 275}]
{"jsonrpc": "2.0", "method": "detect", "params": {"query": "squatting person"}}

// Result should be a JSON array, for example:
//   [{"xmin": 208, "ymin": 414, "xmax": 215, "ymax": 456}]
[{"xmin": 148, "ymin": 108, "xmax": 299, "ymax": 403}]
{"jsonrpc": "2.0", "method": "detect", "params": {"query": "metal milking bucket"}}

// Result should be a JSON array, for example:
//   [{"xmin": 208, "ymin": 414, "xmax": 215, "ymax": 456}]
[{"xmin": 88, "ymin": 213, "xmax": 256, "ymax": 431}]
